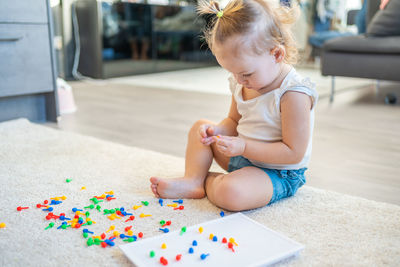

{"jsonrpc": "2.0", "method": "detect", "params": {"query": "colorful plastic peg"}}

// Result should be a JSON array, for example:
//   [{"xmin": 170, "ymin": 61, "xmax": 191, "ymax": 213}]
[
  {"xmin": 83, "ymin": 229, "xmax": 94, "ymax": 234},
  {"xmin": 212, "ymin": 236, "xmax": 218, "ymax": 242},
  {"xmin": 72, "ymin": 208, "xmax": 83, "ymax": 213},
  {"xmin": 133, "ymin": 205, "xmax": 142, "ymax": 210},
  {"xmin": 17, "ymin": 206, "xmax": 29, "ymax": 211},
  {"xmin": 87, "ymin": 238, "xmax": 94, "ymax": 246},
  {"xmin": 158, "ymin": 199, "xmax": 163, "ymax": 206},
  {"xmin": 50, "ymin": 200, "xmax": 62, "ymax": 205},
  {"xmin": 66, "ymin": 178, "xmax": 72, "ymax": 183},
  {"xmin": 161, "ymin": 243, "xmax": 167, "ymax": 249},
  {"xmin": 174, "ymin": 205, "xmax": 184, "ymax": 210},
  {"xmin": 42, "ymin": 207, "xmax": 53, "ymax": 212},
  {"xmin": 138, "ymin": 232, "xmax": 143, "ymax": 238},
  {"xmin": 141, "ymin": 201, "xmax": 149, "ymax": 206},
  {"xmin": 200, "ymin": 253, "xmax": 210, "ymax": 260},
  {"xmin": 159, "ymin": 228, "xmax": 169, "ymax": 233},
  {"xmin": 199, "ymin": 227, "xmax": 203, "ymax": 234},
  {"xmin": 106, "ymin": 225, "xmax": 115, "ymax": 233},
  {"xmin": 0, "ymin": 223, "xmax": 6, "ymax": 228},
  {"xmin": 188, "ymin": 247, "xmax": 194, "ymax": 254},
  {"xmin": 159, "ymin": 220, "xmax": 166, "ymax": 226},
  {"xmin": 228, "ymin": 242, "xmax": 235, "ymax": 252},
  {"xmin": 222, "ymin": 237, "xmax": 227, "ymax": 243},
  {"xmin": 220, "ymin": 211, "xmax": 225, "ymax": 217},
  {"xmin": 192, "ymin": 240, "xmax": 198, "ymax": 246},
  {"xmin": 176, "ymin": 254, "xmax": 182, "ymax": 261},
  {"xmin": 229, "ymin": 237, "xmax": 238, "ymax": 246},
  {"xmin": 125, "ymin": 215, "xmax": 135, "ymax": 222},
  {"xmin": 45, "ymin": 222, "xmax": 55, "ymax": 230},
  {"xmin": 167, "ymin": 203, "xmax": 177, "ymax": 208},
  {"xmin": 149, "ymin": 251, "xmax": 155, "ymax": 258},
  {"xmin": 173, "ymin": 199, "xmax": 183, "ymax": 204},
  {"xmin": 125, "ymin": 226, "xmax": 132, "ymax": 232},
  {"xmin": 180, "ymin": 226, "xmax": 187, "ymax": 235},
  {"xmin": 139, "ymin": 213, "xmax": 151, "ymax": 218},
  {"xmin": 160, "ymin": 257, "xmax": 168, "ymax": 266},
  {"xmin": 84, "ymin": 204, "xmax": 94, "ymax": 209},
  {"xmin": 162, "ymin": 220, "xmax": 171, "ymax": 227}
]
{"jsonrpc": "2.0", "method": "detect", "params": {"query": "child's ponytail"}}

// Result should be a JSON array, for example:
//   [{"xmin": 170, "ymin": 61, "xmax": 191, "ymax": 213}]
[{"xmin": 197, "ymin": 0, "xmax": 300, "ymax": 65}]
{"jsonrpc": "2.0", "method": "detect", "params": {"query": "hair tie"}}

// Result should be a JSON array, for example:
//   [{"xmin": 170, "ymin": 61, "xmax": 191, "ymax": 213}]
[{"xmin": 217, "ymin": 10, "xmax": 223, "ymax": 18}]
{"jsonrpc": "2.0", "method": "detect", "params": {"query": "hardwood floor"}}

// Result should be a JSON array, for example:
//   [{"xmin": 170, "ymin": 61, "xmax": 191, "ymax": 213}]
[{"xmin": 53, "ymin": 74, "xmax": 400, "ymax": 205}]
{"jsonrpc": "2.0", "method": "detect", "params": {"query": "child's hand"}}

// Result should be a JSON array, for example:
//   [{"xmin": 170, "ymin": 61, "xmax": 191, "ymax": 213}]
[
  {"xmin": 212, "ymin": 135, "xmax": 246, "ymax": 157},
  {"xmin": 199, "ymin": 124, "xmax": 218, "ymax": 145}
]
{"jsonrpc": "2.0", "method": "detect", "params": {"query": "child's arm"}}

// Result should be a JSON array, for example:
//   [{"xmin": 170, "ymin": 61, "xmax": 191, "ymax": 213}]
[
  {"xmin": 217, "ymin": 95, "xmax": 241, "ymax": 136},
  {"xmin": 214, "ymin": 91, "xmax": 312, "ymax": 165}
]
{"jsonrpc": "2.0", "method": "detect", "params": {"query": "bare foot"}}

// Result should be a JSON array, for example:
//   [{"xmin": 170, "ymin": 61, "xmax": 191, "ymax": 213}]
[{"xmin": 149, "ymin": 177, "xmax": 206, "ymax": 199}]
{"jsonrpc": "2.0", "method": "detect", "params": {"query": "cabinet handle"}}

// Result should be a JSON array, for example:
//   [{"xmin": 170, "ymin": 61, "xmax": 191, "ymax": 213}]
[{"xmin": 0, "ymin": 37, "xmax": 23, "ymax": 42}]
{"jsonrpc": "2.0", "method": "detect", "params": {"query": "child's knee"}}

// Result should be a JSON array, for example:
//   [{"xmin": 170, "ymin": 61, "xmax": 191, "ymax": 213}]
[
  {"xmin": 207, "ymin": 176, "xmax": 244, "ymax": 211},
  {"xmin": 189, "ymin": 119, "xmax": 214, "ymax": 136}
]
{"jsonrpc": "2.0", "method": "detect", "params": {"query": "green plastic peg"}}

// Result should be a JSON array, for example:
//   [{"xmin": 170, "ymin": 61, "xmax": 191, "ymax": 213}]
[
  {"xmin": 141, "ymin": 201, "xmax": 149, "ymax": 206},
  {"xmin": 150, "ymin": 250, "xmax": 155, "ymax": 258},
  {"xmin": 96, "ymin": 205, "xmax": 101, "ymax": 212},
  {"xmin": 66, "ymin": 178, "xmax": 72, "ymax": 183},
  {"xmin": 87, "ymin": 238, "xmax": 94, "ymax": 246},
  {"xmin": 84, "ymin": 204, "xmax": 94, "ymax": 209},
  {"xmin": 45, "ymin": 222, "xmax": 55, "ymax": 230},
  {"xmin": 180, "ymin": 226, "xmax": 187, "ymax": 235}
]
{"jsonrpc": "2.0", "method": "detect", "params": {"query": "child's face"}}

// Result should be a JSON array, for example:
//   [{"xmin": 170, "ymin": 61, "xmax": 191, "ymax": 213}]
[{"xmin": 213, "ymin": 36, "xmax": 281, "ymax": 92}]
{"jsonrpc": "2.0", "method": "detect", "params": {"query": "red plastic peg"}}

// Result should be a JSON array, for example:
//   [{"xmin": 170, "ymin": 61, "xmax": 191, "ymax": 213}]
[
  {"xmin": 43, "ymin": 200, "xmax": 49, "ymax": 204},
  {"xmin": 160, "ymin": 257, "xmax": 168, "ymax": 266},
  {"xmin": 106, "ymin": 197, "xmax": 116, "ymax": 201},
  {"xmin": 222, "ymin": 237, "xmax": 227, "ymax": 243},
  {"xmin": 101, "ymin": 233, "xmax": 106, "ymax": 239},
  {"xmin": 17, "ymin": 206, "xmax": 29, "ymax": 211},
  {"xmin": 228, "ymin": 242, "xmax": 235, "ymax": 252},
  {"xmin": 36, "ymin": 204, "xmax": 48, "ymax": 208},
  {"xmin": 125, "ymin": 226, "xmax": 133, "ymax": 232},
  {"xmin": 101, "ymin": 242, "xmax": 108, "ymax": 248},
  {"xmin": 176, "ymin": 254, "xmax": 182, "ymax": 261},
  {"xmin": 125, "ymin": 215, "xmax": 135, "ymax": 222},
  {"xmin": 138, "ymin": 232, "xmax": 143, "ymax": 238},
  {"xmin": 173, "ymin": 205, "xmax": 184, "ymax": 210},
  {"xmin": 162, "ymin": 220, "xmax": 171, "ymax": 227}
]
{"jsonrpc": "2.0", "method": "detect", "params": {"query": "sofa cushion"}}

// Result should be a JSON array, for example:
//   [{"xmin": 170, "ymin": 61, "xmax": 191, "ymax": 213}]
[
  {"xmin": 367, "ymin": 0, "xmax": 400, "ymax": 36},
  {"xmin": 323, "ymin": 35, "xmax": 400, "ymax": 54}
]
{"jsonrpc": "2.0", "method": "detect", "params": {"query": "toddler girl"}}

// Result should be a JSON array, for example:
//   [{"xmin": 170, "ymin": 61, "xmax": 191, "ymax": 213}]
[{"xmin": 150, "ymin": 0, "xmax": 318, "ymax": 211}]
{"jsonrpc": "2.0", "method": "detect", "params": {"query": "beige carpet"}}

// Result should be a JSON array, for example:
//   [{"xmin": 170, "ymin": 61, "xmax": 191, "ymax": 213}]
[{"xmin": 0, "ymin": 119, "xmax": 399, "ymax": 266}]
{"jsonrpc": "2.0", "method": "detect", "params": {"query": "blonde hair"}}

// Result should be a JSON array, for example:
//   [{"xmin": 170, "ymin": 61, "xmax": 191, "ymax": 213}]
[{"xmin": 197, "ymin": 0, "xmax": 299, "ymax": 64}]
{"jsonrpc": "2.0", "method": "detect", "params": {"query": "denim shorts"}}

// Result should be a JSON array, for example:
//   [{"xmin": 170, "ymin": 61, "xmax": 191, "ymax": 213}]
[{"xmin": 228, "ymin": 156, "xmax": 306, "ymax": 205}]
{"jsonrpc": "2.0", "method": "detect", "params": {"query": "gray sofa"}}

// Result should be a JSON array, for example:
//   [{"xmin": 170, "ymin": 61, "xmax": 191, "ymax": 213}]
[{"xmin": 321, "ymin": 0, "xmax": 400, "ymax": 102}]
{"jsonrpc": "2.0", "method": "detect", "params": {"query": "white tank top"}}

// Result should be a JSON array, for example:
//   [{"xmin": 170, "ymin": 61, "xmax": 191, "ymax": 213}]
[{"xmin": 229, "ymin": 68, "xmax": 318, "ymax": 170}]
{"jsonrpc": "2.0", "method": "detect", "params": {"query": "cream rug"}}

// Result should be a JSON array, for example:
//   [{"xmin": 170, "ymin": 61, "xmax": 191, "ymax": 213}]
[{"xmin": 0, "ymin": 119, "xmax": 399, "ymax": 267}]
